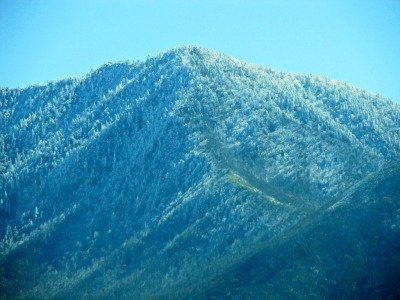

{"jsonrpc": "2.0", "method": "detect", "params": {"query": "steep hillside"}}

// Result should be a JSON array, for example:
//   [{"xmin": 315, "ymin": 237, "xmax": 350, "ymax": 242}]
[
  {"xmin": 185, "ymin": 163, "xmax": 400, "ymax": 299},
  {"xmin": 1, "ymin": 46, "xmax": 399, "ymax": 298}
]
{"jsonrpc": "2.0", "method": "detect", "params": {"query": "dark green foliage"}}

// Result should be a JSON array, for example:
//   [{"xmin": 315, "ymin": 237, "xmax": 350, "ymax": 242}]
[{"xmin": 183, "ymin": 164, "xmax": 400, "ymax": 299}]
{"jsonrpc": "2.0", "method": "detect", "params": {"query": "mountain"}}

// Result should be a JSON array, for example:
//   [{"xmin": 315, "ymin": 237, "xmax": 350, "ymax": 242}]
[{"xmin": 1, "ymin": 46, "xmax": 399, "ymax": 298}]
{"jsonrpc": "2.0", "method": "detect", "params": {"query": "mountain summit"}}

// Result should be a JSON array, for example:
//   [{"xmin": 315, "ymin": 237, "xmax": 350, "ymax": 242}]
[{"xmin": 1, "ymin": 47, "xmax": 400, "ymax": 298}]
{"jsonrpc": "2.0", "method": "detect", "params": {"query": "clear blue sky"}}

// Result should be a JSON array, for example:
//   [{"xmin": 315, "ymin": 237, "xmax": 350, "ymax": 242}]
[{"xmin": 1, "ymin": 0, "xmax": 400, "ymax": 102}]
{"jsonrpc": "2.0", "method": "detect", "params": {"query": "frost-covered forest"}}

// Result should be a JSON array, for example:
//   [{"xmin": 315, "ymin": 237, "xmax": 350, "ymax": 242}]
[{"xmin": 1, "ymin": 47, "xmax": 400, "ymax": 298}]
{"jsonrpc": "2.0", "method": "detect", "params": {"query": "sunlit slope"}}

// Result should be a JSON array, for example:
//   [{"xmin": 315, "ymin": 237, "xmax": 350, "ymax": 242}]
[{"xmin": 1, "ymin": 47, "xmax": 399, "ymax": 298}]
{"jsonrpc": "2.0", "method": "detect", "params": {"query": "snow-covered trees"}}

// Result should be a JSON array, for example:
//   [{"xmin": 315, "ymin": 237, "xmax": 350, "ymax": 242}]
[{"xmin": 0, "ymin": 46, "xmax": 399, "ymax": 298}]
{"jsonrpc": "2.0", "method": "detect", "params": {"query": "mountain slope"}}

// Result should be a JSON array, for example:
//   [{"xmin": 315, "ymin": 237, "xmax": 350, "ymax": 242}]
[
  {"xmin": 1, "ymin": 46, "xmax": 399, "ymax": 298},
  {"xmin": 185, "ymin": 163, "xmax": 400, "ymax": 299}
]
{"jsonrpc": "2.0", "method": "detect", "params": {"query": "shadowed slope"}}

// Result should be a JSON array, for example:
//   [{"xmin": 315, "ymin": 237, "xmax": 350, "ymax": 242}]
[{"xmin": 186, "ymin": 163, "xmax": 400, "ymax": 299}]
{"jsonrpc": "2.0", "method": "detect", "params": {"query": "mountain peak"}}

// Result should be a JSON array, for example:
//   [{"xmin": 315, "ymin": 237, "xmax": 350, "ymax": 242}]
[
  {"xmin": 1, "ymin": 48, "xmax": 399, "ymax": 299},
  {"xmin": 158, "ymin": 45, "xmax": 217, "ymax": 59}
]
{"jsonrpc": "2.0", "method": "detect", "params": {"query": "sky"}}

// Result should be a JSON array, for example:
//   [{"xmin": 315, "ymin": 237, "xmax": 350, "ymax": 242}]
[{"xmin": 1, "ymin": 0, "xmax": 400, "ymax": 102}]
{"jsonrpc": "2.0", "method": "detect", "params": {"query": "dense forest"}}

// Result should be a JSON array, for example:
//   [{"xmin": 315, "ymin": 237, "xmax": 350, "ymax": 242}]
[{"xmin": 1, "ymin": 47, "xmax": 399, "ymax": 298}]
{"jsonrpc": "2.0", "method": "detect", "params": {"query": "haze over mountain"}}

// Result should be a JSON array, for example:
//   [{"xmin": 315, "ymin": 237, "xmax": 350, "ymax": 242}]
[{"xmin": 1, "ymin": 47, "xmax": 399, "ymax": 298}]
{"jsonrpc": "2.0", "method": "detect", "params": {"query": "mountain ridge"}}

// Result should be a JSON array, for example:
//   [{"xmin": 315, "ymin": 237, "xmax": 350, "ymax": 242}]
[{"xmin": 1, "ymin": 46, "xmax": 400, "ymax": 298}]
